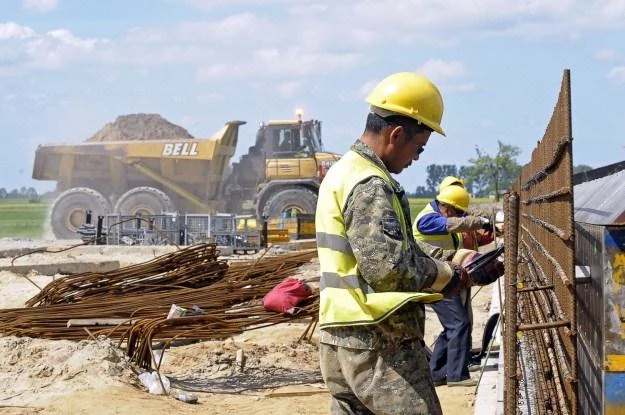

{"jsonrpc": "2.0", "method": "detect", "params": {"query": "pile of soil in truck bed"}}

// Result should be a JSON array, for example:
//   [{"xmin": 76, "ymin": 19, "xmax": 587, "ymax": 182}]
[{"xmin": 86, "ymin": 113, "xmax": 194, "ymax": 142}]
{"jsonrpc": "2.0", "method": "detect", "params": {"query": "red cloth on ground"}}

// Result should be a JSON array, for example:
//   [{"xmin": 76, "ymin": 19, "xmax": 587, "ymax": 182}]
[{"xmin": 262, "ymin": 277, "xmax": 311, "ymax": 314}]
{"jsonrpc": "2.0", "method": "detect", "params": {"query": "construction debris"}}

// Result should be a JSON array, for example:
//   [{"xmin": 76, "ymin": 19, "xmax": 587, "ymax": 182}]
[{"xmin": 0, "ymin": 244, "xmax": 319, "ymax": 370}]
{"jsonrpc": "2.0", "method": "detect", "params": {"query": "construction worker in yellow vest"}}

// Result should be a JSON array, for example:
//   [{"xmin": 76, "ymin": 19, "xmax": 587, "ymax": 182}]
[
  {"xmin": 413, "ymin": 180, "xmax": 495, "ymax": 387},
  {"xmin": 316, "ymin": 73, "xmax": 477, "ymax": 415}
]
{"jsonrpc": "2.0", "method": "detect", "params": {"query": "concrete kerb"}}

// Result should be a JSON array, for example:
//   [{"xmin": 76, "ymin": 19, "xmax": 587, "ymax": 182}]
[
  {"xmin": 0, "ymin": 241, "xmax": 179, "ymax": 275},
  {"xmin": 474, "ymin": 281, "xmax": 505, "ymax": 415}
]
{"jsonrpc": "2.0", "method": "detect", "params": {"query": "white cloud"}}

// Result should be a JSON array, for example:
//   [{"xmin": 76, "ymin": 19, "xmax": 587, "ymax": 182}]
[
  {"xmin": 179, "ymin": 0, "xmax": 307, "ymax": 9},
  {"xmin": 607, "ymin": 66, "xmax": 625, "ymax": 83},
  {"xmin": 21, "ymin": 0, "xmax": 59, "ymax": 13},
  {"xmin": 0, "ymin": 22, "xmax": 36, "ymax": 40},
  {"xmin": 4, "ymin": 1, "xmax": 625, "ymax": 82},
  {"xmin": 358, "ymin": 79, "xmax": 380, "ymax": 100},
  {"xmin": 0, "ymin": 22, "xmax": 106, "ymax": 71},
  {"xmin": 47, "ymin": 29, "xmax": 99, "ymax": 50},
  {"xmin": 26, "ymin": 30, "xmax": 104, "ymax": 69},
  {"xmin": 171, "ymin": 1, "xmax": 625, "ymax": 53},
  {"xmin": 274, "ymin": 80, "xmax": 303, "ymax": 98},
  {"xmin": 2, "ymin": 93, "xmax": 17, "ymax": 106},
  {"xmin": 196, "ymin": 92, "xmax": 226, "ymax": 105},
  {"xmin": 444, "ymin": 83, "xmax": 477, "ymax": 93},
  {"xmin": 196, "ymin": 49, "xmax": 363, "ymax": 81},
  {"xmin": 595, "ymin": 48, "xmax": 619, "ymax": 61},
  {"xmin": 0, "ymin": 89, "xmax": 51, "ymax": 110},
  {"xmin": 595, "ymin": 49, "xmax": 617, "ymax": 61},
  {"xmin": 418, "ymin": 60, "xmax": 467, "ymax": 82},
  {"xmin": 177, "ymin": 13, "xmax": 279, "ymax": 44},
  {"xmin": 337, "ymin": 78, "xmax": 379, "ymax": 103},
  {"xmin": 284, "ymin": 1, "xmax": 625, "ymax": 48}
]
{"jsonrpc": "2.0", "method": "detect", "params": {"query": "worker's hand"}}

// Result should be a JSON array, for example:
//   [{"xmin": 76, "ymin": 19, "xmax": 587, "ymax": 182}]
[
  {"xmin": 440, "ymin": 264, "xmax": 471, "ymax": 297},
  {"xmin": 475, "ymin": 228, "xmax": 495, "ymax": 246},
  {"xmin": 480, "ymin": 218, "xmax": 493, "ymax": 233}
]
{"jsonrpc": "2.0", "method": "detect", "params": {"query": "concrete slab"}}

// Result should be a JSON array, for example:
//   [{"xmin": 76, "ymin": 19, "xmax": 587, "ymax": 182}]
[
  {"xmin": 0, "ymin": 260, "xmax": 120, "ymax": 275},
  {"xmin": 0, "ymin": 242, "xmax": 55, "ymax": 259}
]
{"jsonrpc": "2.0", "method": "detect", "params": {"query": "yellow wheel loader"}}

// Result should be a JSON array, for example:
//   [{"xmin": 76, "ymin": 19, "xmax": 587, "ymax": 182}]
[{"xmin": 32, "ymin": 114, "xmax": 340, "ymax": 239}]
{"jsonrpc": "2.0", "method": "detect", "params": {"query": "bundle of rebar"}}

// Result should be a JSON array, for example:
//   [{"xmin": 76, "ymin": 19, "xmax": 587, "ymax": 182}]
[
  {"xmin": 25, "ymin": 244, "xmax": 228, "ymax": 307},
  {"xmin": 0, "ymin": 246, "xmax": 319, "ymax": 360}
]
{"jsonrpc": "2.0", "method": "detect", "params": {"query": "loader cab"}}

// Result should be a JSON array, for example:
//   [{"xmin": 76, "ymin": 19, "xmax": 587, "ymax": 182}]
[
  {"xmin": 264, "ymin": 119, "xmax": 323, "ymax": 158},
  {"xmin": 260, "ymin": 119, "xmax": 325, "ymax": 182}
]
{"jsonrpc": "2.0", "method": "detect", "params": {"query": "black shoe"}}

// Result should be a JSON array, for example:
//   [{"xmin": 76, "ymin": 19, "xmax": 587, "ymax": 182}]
[{"xmin": 432, "ymin": 378, "xmax": 446, "ymax": 387}]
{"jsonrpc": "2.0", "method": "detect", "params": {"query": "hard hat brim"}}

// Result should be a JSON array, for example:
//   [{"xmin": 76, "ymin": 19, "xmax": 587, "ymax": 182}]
[{"xmin": 369, "ymin": 106, "xmax": 446, "ymax": 137}]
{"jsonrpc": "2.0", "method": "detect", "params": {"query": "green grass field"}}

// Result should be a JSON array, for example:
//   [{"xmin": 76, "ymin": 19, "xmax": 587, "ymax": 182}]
[
  {"xmin": 0, "ymin": 197, "xmax": 494, "ymax": 240},
  {"xmin": 0, "ymin": 199, "xmax": 49, "ymax": 239},
  {"xmin": 409, "ymin": 198, "xmax": 430, "ymax": 220}
]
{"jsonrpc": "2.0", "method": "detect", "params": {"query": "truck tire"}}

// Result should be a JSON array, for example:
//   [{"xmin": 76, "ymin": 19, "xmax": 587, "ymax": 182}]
[
  {"xmin": 261, "ymin": 187, "xmax": 318, "ymax": 218},
  {"xmin": 50, "ymin": 187, "xmax": 112, "ymax": 239},
  {"xmin": 114, "ymin": 187, "xmax": 175, "ymax": 216}
]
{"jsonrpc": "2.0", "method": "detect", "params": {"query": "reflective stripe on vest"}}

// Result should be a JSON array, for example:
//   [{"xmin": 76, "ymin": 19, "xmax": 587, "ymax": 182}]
[
  {"xmin": 413, "ymin": 202, "xmax": 461, "ymax": 250},
  {"xmin": 316, "ymin": 150, "xmax": 441, "ymax": 328}
]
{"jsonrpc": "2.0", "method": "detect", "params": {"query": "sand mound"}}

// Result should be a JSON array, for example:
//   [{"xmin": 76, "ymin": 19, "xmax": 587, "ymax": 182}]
[
  {"xmin": 86, "ymin": 114, "xmax": 194, "ymax": 142},
  {"xmin": 0, "ymin": 336, "xmax": 138, "ymax": 405}
]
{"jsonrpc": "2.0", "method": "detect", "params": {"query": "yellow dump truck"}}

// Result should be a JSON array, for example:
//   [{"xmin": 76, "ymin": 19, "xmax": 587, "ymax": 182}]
[{"xmin": 33, "ymin": 116, "xmax": 340, "ymax": 238}]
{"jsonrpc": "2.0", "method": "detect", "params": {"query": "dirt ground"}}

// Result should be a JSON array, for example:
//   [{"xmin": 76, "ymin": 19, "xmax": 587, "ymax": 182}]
[{"xmin": 0, "ymin": 239, "xmax": 492, "ymax": 414}]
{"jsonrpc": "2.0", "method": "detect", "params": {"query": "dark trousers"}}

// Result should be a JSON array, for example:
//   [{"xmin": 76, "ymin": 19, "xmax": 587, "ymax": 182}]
[{"xmin": 429, "ymin": 289, "xmax": 472, "ymax": 382}]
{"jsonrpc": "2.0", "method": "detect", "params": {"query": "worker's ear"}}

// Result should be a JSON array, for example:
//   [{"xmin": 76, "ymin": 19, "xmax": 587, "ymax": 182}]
[{"xmin": 387, "ymin": 125, "xmax": 404, "ymax": 145}]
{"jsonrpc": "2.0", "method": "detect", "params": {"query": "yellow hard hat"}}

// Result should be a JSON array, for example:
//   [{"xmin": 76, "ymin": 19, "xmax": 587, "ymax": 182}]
[
  {"xmin": 437, "ymin": 184, "xmax": 470, "ymax": 212},
  {"xmin": 438, "ymin": 176, "xmax": 465, "ymax": 192},
  {"xmin": 366, "ymin": 72, "xmax": 445, "ymax": 136}
]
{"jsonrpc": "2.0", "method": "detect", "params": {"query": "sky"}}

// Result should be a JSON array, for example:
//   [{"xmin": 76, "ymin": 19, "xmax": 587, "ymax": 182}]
[{"xmin": 2, "ymin": 0, "xmax": 625, "ymax": 195}]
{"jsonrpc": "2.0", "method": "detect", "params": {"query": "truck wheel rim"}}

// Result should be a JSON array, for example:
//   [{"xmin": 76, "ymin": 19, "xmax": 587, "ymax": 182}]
[{"xmin": 67, "ymin": 208, "xmax": 86, "ymax": 230}]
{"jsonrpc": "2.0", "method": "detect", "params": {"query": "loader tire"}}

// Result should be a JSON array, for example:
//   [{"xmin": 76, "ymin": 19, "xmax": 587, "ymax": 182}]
[
  {"xmin": 50, "ymin": 187, "xmax": 112, "ymax": 239},
  {"xmin": 261, "ymin": 188, "xmax": 318, "ymax": 218},
  {"xmin": 114, "ymin": 187, "xmax": 175, "ymax": 216}
]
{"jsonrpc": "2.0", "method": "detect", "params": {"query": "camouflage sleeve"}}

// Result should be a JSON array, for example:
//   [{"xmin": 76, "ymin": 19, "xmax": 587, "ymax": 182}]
[
  {"xmin": 344, "ymin": 177, "xmax": 448, "ymax": 292},
  {"xmin": 415, "ymin": 239, "xmax": 457, "ymax": 262}
]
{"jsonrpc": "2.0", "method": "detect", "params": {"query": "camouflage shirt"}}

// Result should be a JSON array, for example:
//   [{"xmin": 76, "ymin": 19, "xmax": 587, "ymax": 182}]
[
  {"xmin": 319, "ymin": 140, "xmax": 450, "ymax": 350},
  {"xmin": 415, "ymin": 239, "xmax": 458, "ymax": 262}
]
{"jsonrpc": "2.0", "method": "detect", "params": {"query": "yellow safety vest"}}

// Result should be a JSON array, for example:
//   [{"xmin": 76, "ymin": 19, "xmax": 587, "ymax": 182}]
[
  {"xmin": 316, "ymin": 150, "xmax": 442, "ymax": 328},
  {"xmin": 413, "ymin": 202, "xmax": 461, "ymax": 250}
]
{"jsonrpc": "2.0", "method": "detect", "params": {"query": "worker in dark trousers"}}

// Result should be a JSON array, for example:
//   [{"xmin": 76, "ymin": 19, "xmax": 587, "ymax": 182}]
[
  {"xmin": 429, "ymin": 287, "xmax": 474, "ymax": 386},
  {"xmin": 413, "ymin": 182, "xmax": 492, "ymax": 387}
]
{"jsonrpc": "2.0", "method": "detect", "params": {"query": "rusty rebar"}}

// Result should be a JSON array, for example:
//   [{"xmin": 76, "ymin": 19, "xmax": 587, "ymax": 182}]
[
  {"xmin": 504, "ymin": 191, "xmax": 520, "ymax": 415},
  {"xmin": 0, "ymin": 247, "xmax": 319, "ymax": 342}
]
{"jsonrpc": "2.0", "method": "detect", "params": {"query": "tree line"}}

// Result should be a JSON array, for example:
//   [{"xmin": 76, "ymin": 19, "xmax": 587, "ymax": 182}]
[
  {"xmin": 0, "ymin": 187, "xmax": 41, "ymax": 202},
  {"xmin": 2, "ymin": 144, "xmax": 595, "ymax": 205},
  {"xmin": 413, "ymin": 141, "xmax": 593, "ymax": 201}
]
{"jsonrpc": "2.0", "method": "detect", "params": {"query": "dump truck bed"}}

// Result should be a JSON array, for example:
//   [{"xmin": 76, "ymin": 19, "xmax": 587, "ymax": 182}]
[{"xmin": 32, "ymin": 121, "xmax": 244, "ymax": 207}]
